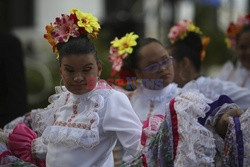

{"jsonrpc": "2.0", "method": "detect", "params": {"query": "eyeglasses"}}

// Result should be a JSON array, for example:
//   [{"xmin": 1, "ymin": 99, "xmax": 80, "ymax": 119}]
[{"xmin": 140, "ymin": 56, "xmax": 174, "ymax": 73}]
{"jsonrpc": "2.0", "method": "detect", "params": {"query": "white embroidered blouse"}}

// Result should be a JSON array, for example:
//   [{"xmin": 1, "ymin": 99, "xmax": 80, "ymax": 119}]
[
  {"xmin": 29, "ymin": 81, "xmax": 142, "ymax": 167},
  {"xmin": 182, "ymin": 76, "xmax": 250, "ymax": 111},
  {"xmin": 129, "ymin": 83, "xmax": 179, "ymax": 123},
  {"xmin": 217, "ymin": 61, "xmax": 250, "ymax": 90}
]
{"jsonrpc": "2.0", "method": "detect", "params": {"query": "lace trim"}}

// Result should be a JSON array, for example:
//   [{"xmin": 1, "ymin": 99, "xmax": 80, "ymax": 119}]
[
  {"xmin": 3, "ymin": 117, "xmax": 25, "ymax": 134},
  {"xmin": 183, "ymin": 77, "xmax": 223, "ymax": 102},
  {"xmin": 223, "ymin": 107, "xmax": 250, "ymax": 167},
  {"xmin": 30, "ymin": 107, "xmax": 56, "ymax": 137},
  {"xmin": 205, "ymin": 103, "xmax": 240, "ymax": 156},
  {"xmin": 173, "ymin": 91, "xmax": 216, "ymax": 166},
  {"xmin": 42, "ymin": 124, "xmax": 99, "ymax": 149},
  {"xmin": 174, "ymin": 91, "xmax": 211, "ymax": 118}
]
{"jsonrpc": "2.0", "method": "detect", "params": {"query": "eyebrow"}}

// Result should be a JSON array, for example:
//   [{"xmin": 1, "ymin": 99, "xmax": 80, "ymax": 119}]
[
  {"xmin": 63, "ymin": 63, "xmax": 94, "ymax": 68},
  {"xmin": 146, "ymin": 54, "xmax": 168, "ymax": 65}
]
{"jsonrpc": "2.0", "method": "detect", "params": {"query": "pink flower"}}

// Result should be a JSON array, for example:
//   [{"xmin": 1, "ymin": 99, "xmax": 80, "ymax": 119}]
[
  {"xmin": 168, "ymin": 26, "xmax": 180, "ymax": 41},
  {"xmin": 108, "ymin": 46, "xmax": 127, "ymax": 71},
  {"xmin": 51, "ymin": 14, "xmax": 80, "ymax": 44}
]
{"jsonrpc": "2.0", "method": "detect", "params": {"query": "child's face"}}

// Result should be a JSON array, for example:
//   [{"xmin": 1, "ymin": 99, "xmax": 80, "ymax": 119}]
[
  {"xmin": 60, "ymin": 54, "xmax": 102, "ymax": 95},
  {"xmin": 136, "ymin": 42, "xmax": 174, "ymax": 89},
  {"xmin": 237, "ymin": 31, "xmax": 250, "ymax": 70}
]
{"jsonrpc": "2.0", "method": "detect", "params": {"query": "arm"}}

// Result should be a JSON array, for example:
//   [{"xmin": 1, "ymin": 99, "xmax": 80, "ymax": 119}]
[
  {"xmin": 103, "ymin": 91, "xmax": 142, "ymax": 157},
  {"xmin": 216, "ymin": 78, "xmax": 250, "ymax": 111}
]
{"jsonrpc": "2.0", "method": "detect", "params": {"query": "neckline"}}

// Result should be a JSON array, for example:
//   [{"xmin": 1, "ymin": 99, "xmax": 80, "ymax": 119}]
[{"xmin": 137, "ymin": 83, "xmax": 178, "ymax": 102}]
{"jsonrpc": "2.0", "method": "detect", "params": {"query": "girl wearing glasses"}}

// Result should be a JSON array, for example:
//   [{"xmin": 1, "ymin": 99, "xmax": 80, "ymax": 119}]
[{"xmin": 109, "ymin": 33, "xmax": 217, "ymax": 166}]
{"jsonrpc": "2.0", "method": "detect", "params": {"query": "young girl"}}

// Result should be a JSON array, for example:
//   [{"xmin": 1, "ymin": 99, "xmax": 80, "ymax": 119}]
[
  {"xmin": 167, "ymin": 19, "xmax": 250, "ymax": 166},
  {"xmin": 108, "ymin": 33, "xmax": 218, "ymax": 166},
  {"xmin": 217, "ymin": 14, "xmax": 250, "ymax": 90},
  {"xmin": 167, "ymin": 19, "xmax": 250, "ymax": 111},
  {"xmin": 108, "ymin": 32, "xmax": 250, "ymax": 166},
  {"xmin": 1, "ymin": 9, "xmax": 142, "ymax": 167}
]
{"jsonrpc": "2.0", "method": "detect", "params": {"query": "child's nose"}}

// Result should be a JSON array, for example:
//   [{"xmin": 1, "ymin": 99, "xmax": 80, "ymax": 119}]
[{"xmin": 74, "ymin": 73, "xmax": 84, "ymax": 81}]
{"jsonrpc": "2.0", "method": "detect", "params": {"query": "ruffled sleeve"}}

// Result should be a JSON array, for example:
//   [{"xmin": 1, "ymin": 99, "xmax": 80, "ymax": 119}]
[
  {"xmin": 30, "ymin": 91, "xmax": 67, "ymax": 136},
  {"xmin": 171, "ymin": 91, "xmax": 216, "ymax": 166},
  {"xmin": 125, "ymin": 91, "xmax": 216, "ymax": 167},
  {"xmin": 8, "ymin": 123, "xmax": 45, "ymax": 167},
  {"xmin": 223, "ymin": 107, "xmax": 250, "ymax": 167},
  {"xmin": 103, "ymin": 90, "xmax": 142, "ymax": 158}
]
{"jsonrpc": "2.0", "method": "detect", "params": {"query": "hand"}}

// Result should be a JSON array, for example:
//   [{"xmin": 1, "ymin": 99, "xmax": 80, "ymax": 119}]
[{"xmin": 215, "ymin": 108, "xmax": 243, "ymax": 138}]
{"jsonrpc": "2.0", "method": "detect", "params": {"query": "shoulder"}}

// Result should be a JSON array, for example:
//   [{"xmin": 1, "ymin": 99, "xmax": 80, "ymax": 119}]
[
  {"xmin": 217, "ymin": 61, "xmax": 235, "ymax": 79},
  {"xmin": 108, "ymin": 88, "xmax": 130, "ymax": 101}
]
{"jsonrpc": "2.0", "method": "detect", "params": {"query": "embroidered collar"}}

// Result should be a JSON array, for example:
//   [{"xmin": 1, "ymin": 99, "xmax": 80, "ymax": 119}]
[{"xmin": 136, "ymin": 83, "xmax": 179, "ymax": 102}]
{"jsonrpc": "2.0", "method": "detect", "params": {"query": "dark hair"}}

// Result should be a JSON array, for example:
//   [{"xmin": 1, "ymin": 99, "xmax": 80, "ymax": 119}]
[
  {"xmin": 57, "ymin": 35, "xmax": 99, "ymax": 64},
  {"xmin": 125, "ymin": 37, "xmax": 163, "ymax": 71},
  {"xmin": 169, "ymin": 32, "xmax": 202, "ymax": 72},
  {"xmin": 236, "ymin": 24, "xmax": 250, "ymax": 44}
]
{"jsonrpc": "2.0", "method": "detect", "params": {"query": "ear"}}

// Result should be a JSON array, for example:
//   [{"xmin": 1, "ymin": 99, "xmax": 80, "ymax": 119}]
[
  {"xmin": 97, "ymin": 62, "xmax": 102, "ymax": 77},
  {"xmin": 180, "ymin": 57, "xmax": 191, "ymax": 70}
]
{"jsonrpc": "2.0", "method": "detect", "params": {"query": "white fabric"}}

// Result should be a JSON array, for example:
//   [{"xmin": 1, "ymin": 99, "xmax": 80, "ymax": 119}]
[
  {"xmin": 182, "ymin": 76, "xmax": 250, "ymax": 111},
  {"xmin": 217, "ymin": 61, "xmax": 250, "ymax": 90},
  {"xmin": 129, "ymin": 83, "xmax": 179, "ymax": 122},
  {"xmin": 33, "ymin": 81, "xmax": 142, "ymax": 167},
  {"xmin": 129, "ymin": 83, "xmax": 216, "ymax": 166},
  {"xmin": 239, "ymin": 107, "xmax": 250, "ymax": 167},
  {"xmin": 32, "ymin": 137, "xmax": 47, "ymax": 160},
  {"xmin": 173, "ymin": 92, "xmax": 216, "ymax": 167}
]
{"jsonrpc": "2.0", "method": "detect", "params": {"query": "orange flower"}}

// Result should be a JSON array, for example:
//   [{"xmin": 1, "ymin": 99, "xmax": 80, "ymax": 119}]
[
  {"xmin": 201, "ymin": 36, "xmax": 210, "ymax": 61},
  {"xmin": 44, "ymin": 23, "xmax": 57, "ymax": 52}
]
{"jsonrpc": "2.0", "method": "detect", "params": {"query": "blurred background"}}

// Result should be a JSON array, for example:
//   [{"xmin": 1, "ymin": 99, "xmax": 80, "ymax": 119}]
[{"xmin": 0, "ymin": 0, "xmax": 249, "ymax": 111}]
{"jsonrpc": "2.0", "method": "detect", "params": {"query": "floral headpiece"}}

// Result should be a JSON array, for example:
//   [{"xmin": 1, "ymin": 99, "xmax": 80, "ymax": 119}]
[
  {"xmin": 108, "ymin": 32, "xmax": 139, "ymax": 73},
  {"xmin": 168, "ymin": 19, "xmax": 210, "ymax": 61},
  {"xmin": 225, "ymin": 14, "xmax": 250, "ymax": 49},
  {"xmin": 168, "ymin": 20, "xmax": 202, "ymax": 44},
  {"xmin": 44, "ymin": 8, "xmax": 101, "ymax": 59}
]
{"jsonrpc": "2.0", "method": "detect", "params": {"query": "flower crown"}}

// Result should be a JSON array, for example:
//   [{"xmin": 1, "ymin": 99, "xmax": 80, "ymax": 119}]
[
  {"xmin": 225, "ymin": 14, "xmax": 250, "ymax": 49},
  {"xmin": 168, "ymin": 19, "xmax": 210, "ymax": 61},
  {"xmin": 108, "ymin": 32, "xmax": 139, "ymax": 73},
  {"xmin": 44, "ymin": 8, "xmax": 101, "ymax": 58},
  {"xmin": 168, "ymin": 20, "xmax": 202, "ymax": 44}
]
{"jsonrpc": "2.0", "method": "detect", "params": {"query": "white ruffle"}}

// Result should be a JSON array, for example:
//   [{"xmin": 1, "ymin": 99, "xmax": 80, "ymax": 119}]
[
  {"xmin": 42, "ymin": 126, "xmax": 99, "ymax": 149},
  {"xmin": 239, "ymin": 107, "xmax": 250, "ymax": 167},
  {"xmin": 174, "ymin": 91, "xmax": 216, "ymax": 167},
  {"xmin": 32, "ymin": 137, "xmax": 47, "ymax": 160},
  {"xmin": 183, "ymin": 77, "xmax": 223, "ymax": 102},
  {"xmin": 205, "ymin": 103, "xmax": 241, "ymax": 156},
  {"xmin": 42, "ymin": 110, "xmax": 100, "ymax": 149},
  {"xmin": 174, "ymin": 91, "xmax": 211, "ymax": 118},
  {"xmin": 30, "ymin": 107, "xmax": 56, "ymax": 137},
  {"xmin": 3, "ymin": 116, "xmax": 25, "ymax": 134}
]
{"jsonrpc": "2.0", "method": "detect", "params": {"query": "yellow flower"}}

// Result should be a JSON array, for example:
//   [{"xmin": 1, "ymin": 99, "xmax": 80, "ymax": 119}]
[
  {"xmin": 72, "ymin": 9, "xmax": 101, "ymax": 37},
  {"xmin": 111, "ymin": 32, "xmax": 139, "ymax": 55},
  {"xmin": 187, "ymin": 24, "xmax": 202, "ymax": 35}
]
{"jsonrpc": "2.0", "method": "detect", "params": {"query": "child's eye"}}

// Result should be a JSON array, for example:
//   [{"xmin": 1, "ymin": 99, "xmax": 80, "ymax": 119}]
[
  {"xmin": 83, "ymin": 67, "xmax": 92, "ymax": 72},
  {"xmin": 65, "ymin": 68, "xmax": 74, "ymax": 73}
]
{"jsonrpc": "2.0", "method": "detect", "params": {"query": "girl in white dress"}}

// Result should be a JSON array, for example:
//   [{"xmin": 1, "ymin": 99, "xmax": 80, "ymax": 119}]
[
  {"xmin": 217, "ymin": 13, "xmax": 250, "ymax": 90},
  {"xmin": 167, "ymin": 19, "xmax": 250, "ymax": 111},
  {"xmin": 1, "ymin": 9, "xmax": 142, "ymax": 167},
  {"xmin": 167, "ymin": 19, "xmax": 250, "ymax": 167},
  {"xmin": 108, "ymin": 33, "xmax": 242, "ymax": 166}
]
